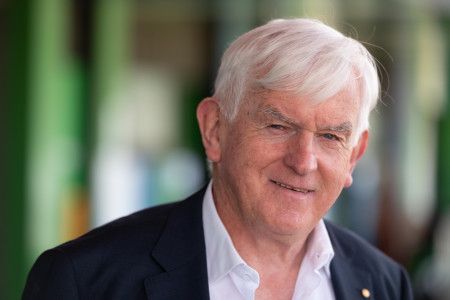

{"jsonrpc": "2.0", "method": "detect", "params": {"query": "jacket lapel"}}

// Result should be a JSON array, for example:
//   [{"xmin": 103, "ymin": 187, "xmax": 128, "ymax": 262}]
[
  {"xmin": 330, "ymin": 254, "xmax": 373, "ymax": 300},
  {"xmin": 327, "ymin": 221, "xmax": 374, "ymax": 300},
  {"xmin": 144, "ymin": 188, "xmax": 210, "ymax": 300}
]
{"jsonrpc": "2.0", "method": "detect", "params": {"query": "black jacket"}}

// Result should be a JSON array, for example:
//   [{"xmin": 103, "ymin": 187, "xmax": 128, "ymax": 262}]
[{"xmin": 23, "ymin": 188, "xmax": 413, "ymax": 299}]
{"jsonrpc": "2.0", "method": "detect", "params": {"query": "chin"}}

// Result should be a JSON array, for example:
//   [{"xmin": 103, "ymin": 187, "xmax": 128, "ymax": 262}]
[{"xmin": 266, "ymin": 215, "xmax": 315, "ymax": 237}]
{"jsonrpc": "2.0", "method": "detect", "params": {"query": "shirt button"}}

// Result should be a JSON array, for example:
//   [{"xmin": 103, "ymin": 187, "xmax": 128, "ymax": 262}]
[{"xmin": 243, "ymin": 274, "xmax": 252, "ymax": 281}]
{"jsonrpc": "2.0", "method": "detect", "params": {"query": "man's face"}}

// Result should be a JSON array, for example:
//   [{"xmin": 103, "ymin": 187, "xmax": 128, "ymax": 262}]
[{"xmin": 199, "ymin": 86, "xmax": 368, "ymax": 239}]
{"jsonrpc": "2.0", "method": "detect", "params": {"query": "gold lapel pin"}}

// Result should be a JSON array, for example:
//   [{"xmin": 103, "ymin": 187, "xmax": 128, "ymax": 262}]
[{"xmin": 361, "ymin": 288, "xmax": 371, "ymax": 298}]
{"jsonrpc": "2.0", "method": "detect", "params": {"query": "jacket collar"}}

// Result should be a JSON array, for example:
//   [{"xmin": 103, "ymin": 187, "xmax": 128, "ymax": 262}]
[
  {"xmin": 144, "ymin": 187, "xmax": 210, "ymax": 300},
  {"xmin": 326, "ymin": 221, "xmax": 374, "ymax": 300}
]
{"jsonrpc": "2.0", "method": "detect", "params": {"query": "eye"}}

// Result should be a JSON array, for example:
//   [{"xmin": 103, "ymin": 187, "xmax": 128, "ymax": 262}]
[
  {"xmin": 321, "ymin": 133, "xmax": 340, "ymax": 141},
  {"xmin": 268, "ymin": 124, "xmax": 287, "ymax": 131}
]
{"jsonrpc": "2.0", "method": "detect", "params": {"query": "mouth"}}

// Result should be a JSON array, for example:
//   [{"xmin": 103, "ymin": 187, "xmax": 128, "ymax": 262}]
[{"xmin": 271, "ymin": 180, "xmax": 314, "ymax": 194}]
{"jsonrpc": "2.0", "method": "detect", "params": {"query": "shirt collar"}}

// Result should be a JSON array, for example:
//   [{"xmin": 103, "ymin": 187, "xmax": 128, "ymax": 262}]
[
  {"xmin": 304, "ymin": 218, "xmax": 335, "ymax": 276},
  {"xmin": 202, "ymin": 181, "xmax": 247, "ymax": 283}
]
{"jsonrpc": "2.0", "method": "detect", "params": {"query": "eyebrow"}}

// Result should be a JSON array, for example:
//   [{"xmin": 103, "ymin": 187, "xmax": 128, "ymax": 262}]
[
  {"xmin": 259, "ymin": 105, "xmax": 299, "ymax": 127},
  {"xmin": 319, "ymin": 122, "xmax": 353, "ymax": 133},
  {"xmin": 259, "ymin": 105, "xmax": 353, "ymax": 134}
]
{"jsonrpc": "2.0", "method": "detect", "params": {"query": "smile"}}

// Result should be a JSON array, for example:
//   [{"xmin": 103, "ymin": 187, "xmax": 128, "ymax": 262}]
[{"xmin": 271, "ymin": 180, "xmax": 313, "ymax": 193}]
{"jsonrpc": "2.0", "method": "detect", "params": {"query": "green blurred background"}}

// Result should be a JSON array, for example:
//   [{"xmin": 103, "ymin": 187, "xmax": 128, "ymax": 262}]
[{"xmin": 2, "ymin": 0, "xmax": 450, "ymax": 299}]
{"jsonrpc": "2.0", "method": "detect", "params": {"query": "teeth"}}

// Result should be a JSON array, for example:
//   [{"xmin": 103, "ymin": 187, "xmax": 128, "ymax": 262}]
[{"xmin": 273, "ymin": 181, "xmax": 310, "ymax": 193}]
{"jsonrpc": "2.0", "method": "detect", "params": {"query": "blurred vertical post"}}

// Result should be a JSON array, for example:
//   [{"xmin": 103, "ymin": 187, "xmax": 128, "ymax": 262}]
[
  {"xmin": 427, "ymin": 15, "xmax": 450, "ymax": 300},
  {"xmin": 92, "ymin": 0, "xmax": 130, "ymax": 103},
  {"xmin": 439, "ymin": 19, "xmax": 450, "ymax": 214},
  {"xmin": 5, "ymin": 0, "xmax": 31, "ymax": 299},
  {"xmin": 91, "ymin": 0, "xmax": 131, "ymax": 225},
  {"xmin": 26, "ymin": 0, "xmax": 88, "ymax": 277}
]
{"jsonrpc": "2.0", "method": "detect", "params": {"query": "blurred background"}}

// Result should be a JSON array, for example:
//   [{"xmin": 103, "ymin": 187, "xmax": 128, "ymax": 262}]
[{"xmin": 2, "ymin": 0, "xmax": 450, "ymax": 299}]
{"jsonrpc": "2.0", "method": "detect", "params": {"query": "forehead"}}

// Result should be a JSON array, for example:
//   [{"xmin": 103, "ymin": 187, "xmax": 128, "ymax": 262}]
[{"xmin": 243, "ymin": 87, "xmax": 361, "ymax": 126}]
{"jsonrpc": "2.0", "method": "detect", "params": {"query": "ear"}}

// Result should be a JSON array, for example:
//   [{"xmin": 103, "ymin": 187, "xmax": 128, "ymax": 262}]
[
  {"xmin": 196, "ymin": 97, "xmax": 222, "ymax": 162},
  {"xmin": 344, "ymin": 130, "xmax": 369, "ymax": 187}
]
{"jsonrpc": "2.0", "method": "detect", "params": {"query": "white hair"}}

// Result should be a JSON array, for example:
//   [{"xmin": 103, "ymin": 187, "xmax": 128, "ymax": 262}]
[{"xmin": 213, "ymin": 18, "xmax": 380, "ymax": 141}]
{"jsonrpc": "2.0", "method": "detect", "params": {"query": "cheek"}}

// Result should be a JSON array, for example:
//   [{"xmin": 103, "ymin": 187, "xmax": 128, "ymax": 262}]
[
  {"xmin": 219, "ymin": 135, "xmax": 258, "ymax": 181},
  {"xmin": 226, "ymin": 131, "xmax": 275, "ymax": 164},
  {"xmin": 318, "ymin": 150, "xmax": 353, "ymax": 187}
]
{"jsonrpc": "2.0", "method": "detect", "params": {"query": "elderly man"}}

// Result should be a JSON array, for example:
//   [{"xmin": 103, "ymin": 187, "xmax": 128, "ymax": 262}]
[{"xmin": 23, "ymin": 19, "xmax": 413, "ymax": 299}]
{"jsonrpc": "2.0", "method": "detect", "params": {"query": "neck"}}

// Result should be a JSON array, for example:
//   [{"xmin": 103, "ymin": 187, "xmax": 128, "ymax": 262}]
[{"xmin": 211, "ymin": 178, "xmax": 312, "ymax": 271}]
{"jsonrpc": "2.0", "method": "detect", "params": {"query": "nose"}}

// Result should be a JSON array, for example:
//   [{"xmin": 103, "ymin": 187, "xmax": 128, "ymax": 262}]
[{"xmin": 284, "ymin": 131, "xmax": 318, "ymax": 175}]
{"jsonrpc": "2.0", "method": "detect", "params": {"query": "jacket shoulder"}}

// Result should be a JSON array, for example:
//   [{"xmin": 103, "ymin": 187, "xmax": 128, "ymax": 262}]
[
  {"xmin": 23, "ymin": 187, "xmax": 207, "ymax": 299},
  {"xmin": 60, "ymin": 201, "xmax": 179, "ymax": 255}
]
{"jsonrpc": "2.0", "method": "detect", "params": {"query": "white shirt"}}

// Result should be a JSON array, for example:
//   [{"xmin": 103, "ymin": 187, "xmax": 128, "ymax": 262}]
[{"xmin": 202, "ymin": 182, "xmax": 336, "ymax": 300}]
